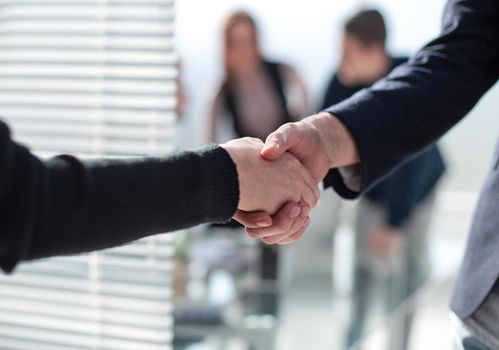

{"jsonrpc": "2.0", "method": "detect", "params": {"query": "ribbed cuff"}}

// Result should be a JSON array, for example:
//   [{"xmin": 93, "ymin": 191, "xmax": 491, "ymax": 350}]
[{"xmin": 196, "ymin": 145, "xmax": 239, "ymax": 223}]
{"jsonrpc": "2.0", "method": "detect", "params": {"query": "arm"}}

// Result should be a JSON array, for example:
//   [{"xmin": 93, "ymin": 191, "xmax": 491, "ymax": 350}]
[
  {"xmin": 242, "ymin": 0, "xmax": 498, "ymax": 242},
  {"xmin": 0, "ymin": 122, "xmax": 319, "ymax": 272},
  {"xmin": 0, "ymin": 121, "xmax": 239, "ymax": 272},
  {"xmin": 324, "ymin": 0, "xmax": 498, "ymax": 197}
]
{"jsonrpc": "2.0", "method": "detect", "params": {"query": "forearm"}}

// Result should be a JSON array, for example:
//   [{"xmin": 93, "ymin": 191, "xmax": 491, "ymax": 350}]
[
  {"xmin": 1, "ymin": 128, "xmax": 239, "ymax": 271},
  {"xmin": 29, "ymin": 147, "xmax": 239, "ymax": 260}
]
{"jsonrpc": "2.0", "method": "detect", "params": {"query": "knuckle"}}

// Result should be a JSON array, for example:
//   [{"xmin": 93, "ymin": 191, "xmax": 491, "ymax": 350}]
[
  {"xmin": 246, "ymin": 228, "xmax": 261, "ymax": 238},
  {"xmin": 280, "ymin": 122, "xmax": 297, "ymax": 136},
  {"xmin": 262, "ymin": 236, "xmax": 276, "ymax": 245}
]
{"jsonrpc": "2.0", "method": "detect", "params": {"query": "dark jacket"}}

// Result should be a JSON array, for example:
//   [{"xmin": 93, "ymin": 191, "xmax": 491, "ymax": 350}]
[
  {"xmin": 322, "ymin": 57, "xmax": 445, "ymax": 228},
  {"xmin": 0, "ymin": 120, "xmax": 239, "ymax": 273},
  {"xmin": 323, "ymin": 0, "xmax": 498, "ymax": 319}
]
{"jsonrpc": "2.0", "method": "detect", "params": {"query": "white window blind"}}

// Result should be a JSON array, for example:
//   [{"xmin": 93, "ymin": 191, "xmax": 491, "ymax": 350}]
[{"xmin": 0, "ymin": 1, "xmax": 176, "ymax": 349}]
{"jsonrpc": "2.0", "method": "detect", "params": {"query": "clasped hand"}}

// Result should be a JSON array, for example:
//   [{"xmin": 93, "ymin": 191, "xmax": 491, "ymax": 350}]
[{"xmin": 221, "ymin": 112, "xmax": 346, "ymax": 245}]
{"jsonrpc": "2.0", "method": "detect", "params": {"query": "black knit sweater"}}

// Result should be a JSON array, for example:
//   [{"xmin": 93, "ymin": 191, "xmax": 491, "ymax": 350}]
[{"xmin": 0, "ymin": 120, "xmax": 239, "ymax": 273}]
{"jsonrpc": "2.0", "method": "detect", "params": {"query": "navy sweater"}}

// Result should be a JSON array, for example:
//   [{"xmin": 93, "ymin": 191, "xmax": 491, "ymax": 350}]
[{"xmin": 322, "ymin": 58, "xmax": 445, "ymax": 228}]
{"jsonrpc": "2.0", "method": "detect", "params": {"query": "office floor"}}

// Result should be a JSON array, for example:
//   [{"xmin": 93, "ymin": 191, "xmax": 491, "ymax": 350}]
[
  {"xmin": 175, "ymin": 191, "xmax": 473, "ymax": 350},
  {"xmin": 277, "ymin": 270, "xmax": 456, "ymax": 350},
  {"xmin": 276, "ymin": 191, "xmax": 471, "ymax": 350}
]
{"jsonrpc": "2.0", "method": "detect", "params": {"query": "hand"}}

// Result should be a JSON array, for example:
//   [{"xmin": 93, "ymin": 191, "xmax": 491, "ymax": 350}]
[
  {"xmin": 260, "ymin": 114, "xmax": 333, "ymax": 183},
  {"xmin": 238, "ymin": 113, "xmax": 359, "ymax": 244},
  {"xmin": 233, "ymin": 201, "xmax": 311, "ymax": 245},
  {"xmin": 261, "ymin": 112, "xmax": 360, "ymax": 181},
  {"xmin": 220, "ymin": 137, "xmax": 320, "ymax": 214},
  {"xmin": 368, "ymin": 226, "xmax": 404, "ymax": 257}
]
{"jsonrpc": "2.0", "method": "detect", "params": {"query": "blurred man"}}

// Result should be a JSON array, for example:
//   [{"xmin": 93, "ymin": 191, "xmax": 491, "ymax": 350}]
[{"xmin": 320, "ymin": 10, "xmax": 445, "ymax": 350}]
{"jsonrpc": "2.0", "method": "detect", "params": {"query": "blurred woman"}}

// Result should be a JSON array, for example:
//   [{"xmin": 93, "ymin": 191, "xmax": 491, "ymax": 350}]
[
  {"xmin": 207, "ymin": 11, "xmax": 309, "ymax": 316},
  {"xmin": 208, "ymin": 11, "xmax": 309, "ymax": 143}
]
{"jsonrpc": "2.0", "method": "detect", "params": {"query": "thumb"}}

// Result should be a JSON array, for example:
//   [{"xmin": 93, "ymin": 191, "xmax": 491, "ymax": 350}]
[{"xmin": 261, "ymin": 126, "xmax": 295, "ymax": 160}]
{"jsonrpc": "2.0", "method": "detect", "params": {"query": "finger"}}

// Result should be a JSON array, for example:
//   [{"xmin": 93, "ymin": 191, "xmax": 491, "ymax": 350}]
[
  {"xmin": 261, "ymin": 123, "xmax": 298, "ymax": 160},
  {"xmin": 261, "ymin": 203, "xmax": 310, "ymax": 244},
  {"xmin": 233, "ymin": 209, "xmax": 272, "ymax": 229},
  {"xmin": 246, "ymin": 201, "xmax": 303, "ymax": 238},
  {"xmin": 275, "ymin": 217, "xmax": 310, "ymax": 245}
]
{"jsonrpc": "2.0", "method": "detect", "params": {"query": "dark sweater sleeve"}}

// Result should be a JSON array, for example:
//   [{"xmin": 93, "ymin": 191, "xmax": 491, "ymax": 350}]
[
  {"xmin": 0, "ymin": 121, "xmax": 239, "ymax": 273},
  {"xmin": 324, "ymin": 0, "xmax": 499, "ymax": 199}
]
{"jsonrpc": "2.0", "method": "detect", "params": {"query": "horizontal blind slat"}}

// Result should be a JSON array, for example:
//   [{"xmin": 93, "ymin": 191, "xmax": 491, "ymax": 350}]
[
  {"xmin": 0, "ymin": 324, "xmax": 173, "ymax": 350},
  {"xmin": 0, "ymin": 298, "xmax": 173, "ymax": 329}
]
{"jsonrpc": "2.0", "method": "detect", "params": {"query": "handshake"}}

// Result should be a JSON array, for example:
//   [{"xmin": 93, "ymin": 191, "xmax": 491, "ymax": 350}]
[{"xmin": 220, "ymin": 112, "xmax": 359, "ymax": 245}]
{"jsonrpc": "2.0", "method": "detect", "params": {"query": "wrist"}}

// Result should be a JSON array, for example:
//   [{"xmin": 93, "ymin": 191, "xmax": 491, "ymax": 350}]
[
  {"xmin": 308, "ymin": 112, "xmax": 360, "ymax": 169},
  {"xmin": 199, "ymin": 145, "xmax": 240, "ymax": 219},
  {"xmin": 219, "ymin": 142, "xmax": 244, "ymax": 206}
]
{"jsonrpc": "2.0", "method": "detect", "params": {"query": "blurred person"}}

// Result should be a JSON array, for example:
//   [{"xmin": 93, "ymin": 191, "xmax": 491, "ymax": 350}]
[
  {"xmin": 207, "ymin": 11, "xmax": 309, "ymax": 316},
  {"xmin": 243, "ymin": 0, "xmax": 499, "ymax": 348},
  {"xmin": 208, "ymin": 11, "xmax": 309, "ymax": 143},
  {"xmin": 0, "ymin": 125, "xmax": 318, "ymax": 273},
  {"xmin": 320, "ymin": 10, "xmax": 445, "ymax": 349}
]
